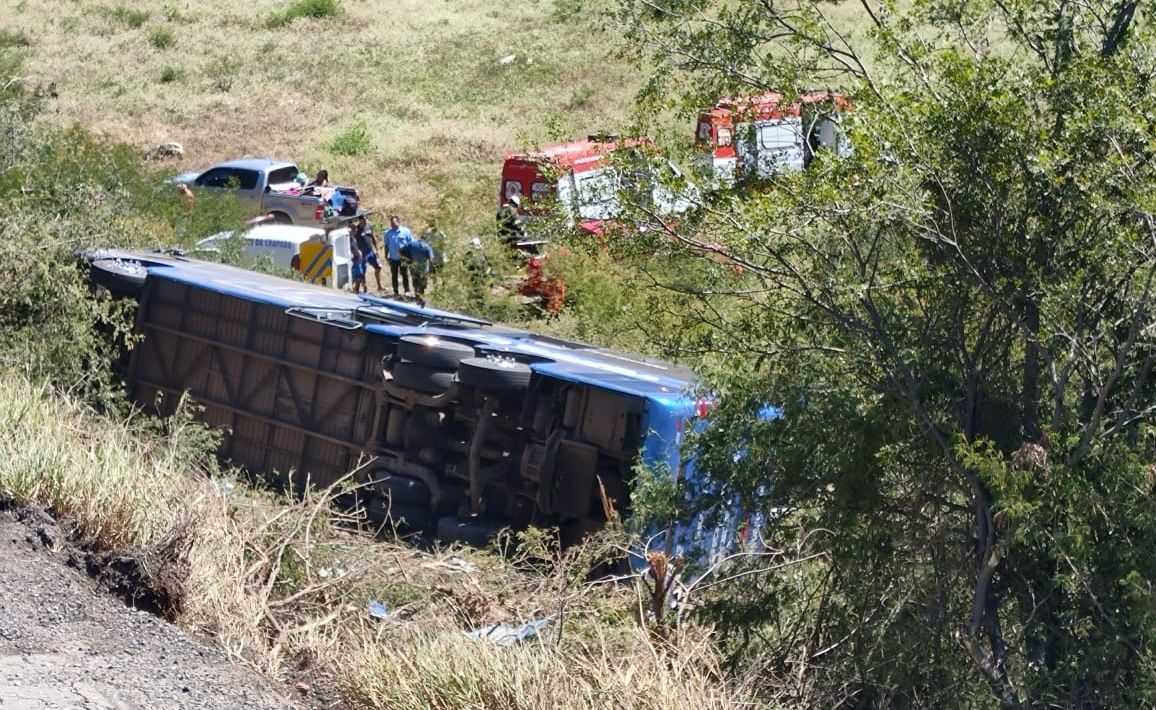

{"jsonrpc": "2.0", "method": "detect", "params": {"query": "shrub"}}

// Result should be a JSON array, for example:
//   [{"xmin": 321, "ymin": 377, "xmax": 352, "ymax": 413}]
[
  {"xmin": 149, "ymin": 27, "xmax": 176, "ymax": 50},
  {"xmin": 205, "ymin": 56, "xmax": 241, "ymax": 93},
  {"xmin": 328, "ymin": 119, "xmax": 373, "ymax": 157},
  {"xmin": 107, "ymin": 6, "xmax": 150, "ymax": 28},
  {"xmin": 265, "ymin": 0, "xmax": 342, "ymax": 29},
  {"xmin": 159, "ymin": 65, "xmax": 184, "ymax": 83}
]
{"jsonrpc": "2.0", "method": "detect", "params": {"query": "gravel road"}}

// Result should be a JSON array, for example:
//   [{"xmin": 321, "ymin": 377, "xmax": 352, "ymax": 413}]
[{"xmin": 0, "ymin": 507, "xmax": 298, "ymax": 710}]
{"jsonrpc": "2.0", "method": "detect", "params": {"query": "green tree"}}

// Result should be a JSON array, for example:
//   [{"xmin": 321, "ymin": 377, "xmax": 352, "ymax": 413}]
[{"xmin": 614, "ymin": 0, "xmax": 1156, "ymax": 705}]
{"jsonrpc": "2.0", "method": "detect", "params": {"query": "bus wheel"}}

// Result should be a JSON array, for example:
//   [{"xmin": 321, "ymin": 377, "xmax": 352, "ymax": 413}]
[
  {"xmin": 390, "ymin": 361, "xmax": 456, "ymax": 394},
  {"xmin": 457, "ymin": 357, "xmax": 531, "ymax": 393},
  {"xmin": 397, "ymin": 335, "xmax": 476, "ymax": 369}
]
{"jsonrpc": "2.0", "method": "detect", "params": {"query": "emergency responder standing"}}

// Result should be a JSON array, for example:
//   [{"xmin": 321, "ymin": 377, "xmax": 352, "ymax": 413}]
[
  {"xmin": 496, "ymin": 194, "xmax": 526, "ymax": 247},
  {"xmin": 403, "ymin": 234, "xmax": 437, "ymax": 307}
]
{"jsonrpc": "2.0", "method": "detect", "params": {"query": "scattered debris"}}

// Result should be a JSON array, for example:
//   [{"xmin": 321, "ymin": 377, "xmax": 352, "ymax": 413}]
[
  {"xmin": 497, "ymin": 54, "xmax": 517, "ymax": 66},
  {"xmin": 318, "ymin": 564, "xmax": 349, "ymax": 580},
  {"xmin": 437, "ymin": 555, "xmax": 477, "ymax": 574},
  {"xmin": 366, "ymin": 599, "xmax": 390, "ymax": 619},
  {"xmin": 467, "ymin": 618, "xmax": 549, "ymax": 646}
]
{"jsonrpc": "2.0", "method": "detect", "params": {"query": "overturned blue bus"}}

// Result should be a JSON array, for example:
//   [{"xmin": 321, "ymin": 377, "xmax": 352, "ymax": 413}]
[{"xmin": 86, "ymin": 250, "xmax": 741, "ymax": 555}]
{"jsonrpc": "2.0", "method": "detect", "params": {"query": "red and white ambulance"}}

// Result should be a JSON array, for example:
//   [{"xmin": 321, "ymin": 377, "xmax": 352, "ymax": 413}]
[
  {"xmin": 500, "ymin": 134, "xmax": 695, "ymax": 234},
  {"xmin": 695, "ymin": 90, "xmax": 852, "ymax": 184}
]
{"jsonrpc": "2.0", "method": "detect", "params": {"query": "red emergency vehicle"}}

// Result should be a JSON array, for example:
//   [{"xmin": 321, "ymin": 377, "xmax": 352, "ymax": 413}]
[
  {"xmin": 500, "ymin": 134, "xmax": 651, "ymax": 234},
  {"xmin": 695, "ymin": 90, "xmax": 852, "ymax": 184}
]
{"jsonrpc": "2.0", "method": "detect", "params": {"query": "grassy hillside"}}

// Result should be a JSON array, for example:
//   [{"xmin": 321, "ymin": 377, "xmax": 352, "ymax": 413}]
[{"xmin": 11, "ymin": 0, "xmax": 639, "ymax": 233}]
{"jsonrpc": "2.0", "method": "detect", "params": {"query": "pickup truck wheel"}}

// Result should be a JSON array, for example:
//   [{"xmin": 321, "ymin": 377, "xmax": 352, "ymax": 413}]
[
  {"xmin": 89, "ymin": 258, "xmax": 149, "ymax": 298},
  {"xmin": 397, "ymin": 335, "xmax": 475, "ymax": 369},
  {"xmin": 390, "ymin": 361, "xmax": 455, "ymax": 394},
  {"xmin": 457, "ymin": 357, "xmax": 532, "ymax": 393},
  {"xmin": 268, "ymin": 211, "xmax": 292, "ymax": 225}
]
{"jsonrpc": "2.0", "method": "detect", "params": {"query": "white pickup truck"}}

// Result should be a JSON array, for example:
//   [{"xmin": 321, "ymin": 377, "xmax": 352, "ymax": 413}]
[{"xmin": 173, "ymin": 158, "xmax": 362, "ymax": 226}]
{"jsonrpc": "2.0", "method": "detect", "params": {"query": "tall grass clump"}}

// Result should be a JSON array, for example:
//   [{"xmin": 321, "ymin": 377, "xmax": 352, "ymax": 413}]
[
  {"xmin": 160, "ymin": 65, "xmax": 185, "ymax": 83},
  {"xmin": 106, "ymin": 5, "xmax": 150, "ymax": 28},
  {"xmin": 149, "ymin": 27, "xmax": 176, "ymax": 50},
  {"xmin": 328, "ymin": 119, "xmax": 374, "ymax": 156},
  {"xmin": 266, "ymin": 0, "xmax": 342, "ymax": 29}
]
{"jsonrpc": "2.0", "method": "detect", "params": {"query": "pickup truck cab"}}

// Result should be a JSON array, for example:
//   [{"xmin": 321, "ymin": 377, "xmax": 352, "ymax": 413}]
[{"xmin": 173, "ymin": 158, "xmax": 362, "ymax": 227}]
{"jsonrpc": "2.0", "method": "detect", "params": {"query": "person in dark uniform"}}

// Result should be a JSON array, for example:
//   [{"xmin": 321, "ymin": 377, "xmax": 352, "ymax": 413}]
[{"xmin": 497, "ymin": 194, "xmax": 526, "ymax": 247}]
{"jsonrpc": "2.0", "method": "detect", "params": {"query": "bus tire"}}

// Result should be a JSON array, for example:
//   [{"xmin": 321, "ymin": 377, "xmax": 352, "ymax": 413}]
[
  {"xmin": 373, "ymin": 473, "xmax": 431, "ymax": 507},
  {"xmin": 89, "ymin": 258, "xmax": 149, "ymax": 298},
  {"xmin": 391, "ymin": 361, "xmax": 455, "ymax": 394},
  {"xmin": 365, "ymin": 496, "xmax": 431, "ymax": 532},
  {"xmin": 397, "ymin": 335, "xmax": 475, "ymax": 369},
  {"xmin": 457, "ymin": 357, "xmax": 532, "ymax": 393}
]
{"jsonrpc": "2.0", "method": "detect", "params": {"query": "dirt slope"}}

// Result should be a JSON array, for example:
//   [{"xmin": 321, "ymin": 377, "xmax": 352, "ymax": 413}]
[{"xmin": 0, "ymin": 508, "xmax": 297, "ymax": 710}]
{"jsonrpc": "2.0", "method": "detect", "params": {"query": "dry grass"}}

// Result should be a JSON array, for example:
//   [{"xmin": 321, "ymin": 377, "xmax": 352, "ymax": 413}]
[
  {"xmin": 11, "ymin": 0, "xmax": 640, "ymax": 235},
  {"xmin": 0, "ymin": 372, "xmax": 755, "ymax": 707},
  {"xmin": 341, "ymin": 625, "xmax": 745, "ymax": 710}
]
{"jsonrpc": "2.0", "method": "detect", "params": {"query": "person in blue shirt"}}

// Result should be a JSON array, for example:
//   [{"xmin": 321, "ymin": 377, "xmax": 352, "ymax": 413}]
[
  {"xmin": 383, "ymin": 213, "xmax": 413, "ymax": 295},
  {"xmin": 403, "ymin": 234, "xmax": 437, "ymax": 306}
]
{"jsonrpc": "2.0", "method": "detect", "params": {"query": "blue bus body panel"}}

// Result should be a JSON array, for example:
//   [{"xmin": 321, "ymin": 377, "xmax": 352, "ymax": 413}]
[{"xmin": 108, "ymin": 252, "xmax": 758, "ymax": 568}]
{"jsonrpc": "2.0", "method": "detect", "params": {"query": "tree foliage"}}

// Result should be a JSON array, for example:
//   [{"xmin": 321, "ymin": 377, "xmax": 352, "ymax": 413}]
[
  {"xmin": 614, "ymin": 0, "xmax": 1156, "ymax": 705},
  {"xmin": 0, "ymin": 85, "xmax": 249, "ymax": 402}
]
